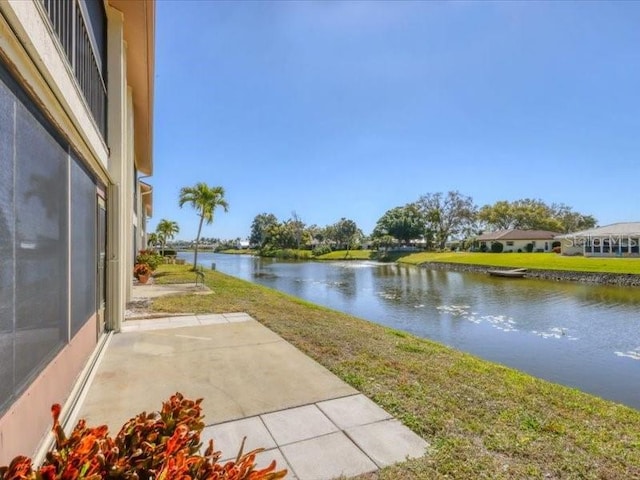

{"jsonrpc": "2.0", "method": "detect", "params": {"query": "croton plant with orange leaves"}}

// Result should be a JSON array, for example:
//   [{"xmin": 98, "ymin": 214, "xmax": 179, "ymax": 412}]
[{"xmin": 0, "ymin": 393, "xmax": 286, "ymax": 480}]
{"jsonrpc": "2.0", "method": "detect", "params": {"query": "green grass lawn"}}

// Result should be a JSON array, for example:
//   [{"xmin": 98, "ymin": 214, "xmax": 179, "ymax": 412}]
[
  {"xmin": 315, "ymin": 249, "xmax": 375, "ymax": 260},
  {"xmin": 398, "ymin": 251, "xmax": 640, "ymax": 274},
  {"xmin": 152, "ymin": 264, "xmax": 640, "ymax": 479}
]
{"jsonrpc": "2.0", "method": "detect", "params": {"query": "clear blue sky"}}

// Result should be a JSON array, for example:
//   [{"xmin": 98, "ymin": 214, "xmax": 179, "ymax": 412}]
[{"xmin": 150, "ymin": 1, "xmax": 640, "ymax": 241}]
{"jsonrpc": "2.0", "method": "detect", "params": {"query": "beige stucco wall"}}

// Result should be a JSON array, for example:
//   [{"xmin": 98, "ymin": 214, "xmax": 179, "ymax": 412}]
[{"xmin": 482, "ymin": 239, "xmax": 554, "ymax": 252}]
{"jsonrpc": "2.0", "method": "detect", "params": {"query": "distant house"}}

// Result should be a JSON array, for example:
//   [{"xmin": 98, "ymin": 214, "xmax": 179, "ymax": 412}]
[
  {"xmin": 236, "ymin": 240, "xmax": 251, "ymax": 249},
  {"xmin": 555, "ymin": 222, "xmax": 640, "ymax": 257},
  {"xmin": 475, "ymin": 230, "xmax": 559, "ymax": 252}
]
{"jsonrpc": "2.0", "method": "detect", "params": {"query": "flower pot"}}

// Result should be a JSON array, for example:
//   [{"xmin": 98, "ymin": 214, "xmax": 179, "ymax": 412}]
[{"xmin": 137, "ymin": 274, "xmax": 150, "ymax": 284}]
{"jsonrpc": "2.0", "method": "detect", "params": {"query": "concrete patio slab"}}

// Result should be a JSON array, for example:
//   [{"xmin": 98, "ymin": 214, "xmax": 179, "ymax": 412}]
[
  {"xmin": 261, "ymin": 405, "xmax": 339, "ymax": 445},
  {"xmin": 223, "ymin": 312, "xmax": 253, "ymax": 319},
  {"xmin": 224, "ymin": 312, "xmax": 255, "ymax": 323},
  {"xmin": 196, "ymin": 313, "xmax": 228, "ymax": 325},
  {"xmin": 75, "ymin": 312, "xmax": 429, "ymax": 479},
  {"xmin": 131, "ymin": 282, "xmax": 211, "ymax": 299},
  {"xmin": 136, "ymin": 315, "xmax": 201, "ymax": 331},
  {"xmin": 77, "ymin": 318, "xmax": 356, "ymax": 431},
  {"xmin": 280, "ymin": 432, "xmax": 378, "ymax": 480},
  {"xmin": 201, "ymin": 416, "xmax": 276, "ymax": 460},
  {"xmin": 317, "ymin": 393, "xmax": 392, "ymax": 429},
  {"xmin": 346, "ymin": 419, "xmax": 429, "ymax": 467}
]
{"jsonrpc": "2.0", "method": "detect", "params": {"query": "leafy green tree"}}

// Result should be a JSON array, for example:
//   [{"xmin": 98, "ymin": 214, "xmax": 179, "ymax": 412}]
[
  {"xmin": 372, "ymin": 204, "xmax": 424, "ymax": 245},
  {"xmin": 155, "ymin": 219, "xmax": 180, "ymax": 256},
  {"xmin": 416, "ymin": 191, "xmax": 477, "ymax": 249},
  {"xmin": 178, "ymin": 183, "xmax": 229, "ymax": 269},
  {"xmin": 305, "ymin": 224, "xmax": 326, "ymax": 245},
  {"xmin": 290, "ymin": 211, "xmax": 306, "ymax": 250},
  {"xmin": 477, "ymin": 200, "xmax": 514, "ymax": 230},
  {"xmin": 249, "ymin": 213, "xmax": 278, "ymax": 247},
  {"xmin": 320, "ymin": 225, "xmax": 336, "ymax": 246},
  {"xmin": 263, "ymin": 221, "xmax": 295, "ymax": 250},
  {"xmin": 478, "ymin": 199, "xmax": 595, "ymax": 233},
  {"xmin": 510, "ymin": 199, "xmax": 563, "ymax": 232},
  {"xmin": 331, "ymin": 218, "xmax": 363, "ymax": 254},
  {"xmin": 371, "ymin": 234, "xmax": 397, "ymax": 251},
  {"xmin": 551, "ymin": 204, "xmax": 597, "ymax": 233}
]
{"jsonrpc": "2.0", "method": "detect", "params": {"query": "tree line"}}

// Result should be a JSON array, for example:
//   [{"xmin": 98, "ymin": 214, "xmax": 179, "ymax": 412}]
[
  {"xmin": 250, "ymin": 212, "xmax": 363, "ymax": 255},
  {"xmin": 150, "ymin": 187, "xmax": 596, "ymax": 260},
  {"xmin": 250, "ymin": 192, "xmax": 596, "ymax": 252},
  {"xmin": 373, "ymin": 192, "xmax": 596, "ymax": 250}
]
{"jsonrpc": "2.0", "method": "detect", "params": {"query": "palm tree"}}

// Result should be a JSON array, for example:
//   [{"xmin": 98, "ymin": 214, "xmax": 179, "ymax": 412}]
[
  {"xmin": 147, "ymin": 232, "xmax": 160, "ymax": 250},
  {"xmin": 178, "ymin": 183, "xmax": 228, "ymax": 269},
  {"xmin": 156, "ymin": 219, "xmax": 180, "ymax": 256}
]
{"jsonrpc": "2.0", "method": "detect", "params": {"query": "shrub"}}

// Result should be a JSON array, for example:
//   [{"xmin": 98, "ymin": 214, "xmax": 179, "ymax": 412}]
[
  {"xmin": 552, "ymin": 241, "xmax": 561, "ymax": 248},
  {"xmin": 552, "ymin": 246, "xmax": 562, "ymax": 254},
  {"xmin": 0, "ymin": 393, "xmax": 286, "ymax": 480},
  {"xmin": 490, "ymin": 242, "xmax": 504, "ymax": 253},
  {"xmin": 136, "ymin": 250, "xmax": 162, "ymax": 271},
  {"xmin": 517, "ymin": 248, "xmax": 523, "ymax": 253},
  {"xmin": 525, "ymin": 243, "xmax": 534, "ymax": 253},
  {"xmin": 479, "ymin": 243, "xmax": 488, "ymax": 252},
  {"xmin": 161, "ymin": 248, "xmax": 177, "ymax": 257},
  {"xmin": 312, "ymin": 244, "xmax": 332, "ymax": 257}
]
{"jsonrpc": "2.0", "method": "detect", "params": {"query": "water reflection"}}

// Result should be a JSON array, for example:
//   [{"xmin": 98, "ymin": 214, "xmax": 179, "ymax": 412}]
[{"xmin": 182, "ymin": 253, "xmax": 640, "ymax": 409}]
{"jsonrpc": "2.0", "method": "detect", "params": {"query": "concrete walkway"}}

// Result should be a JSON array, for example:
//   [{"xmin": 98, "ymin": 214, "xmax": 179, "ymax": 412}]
[{"xmin": 77, "ymin": 291, "xmax": 428, "ymax": 479}]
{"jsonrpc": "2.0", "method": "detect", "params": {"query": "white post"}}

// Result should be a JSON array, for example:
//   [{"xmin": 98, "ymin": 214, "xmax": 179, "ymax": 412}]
[{"xmin": 105, "ymin": 6, "xmax": 128, "ymax": 332}]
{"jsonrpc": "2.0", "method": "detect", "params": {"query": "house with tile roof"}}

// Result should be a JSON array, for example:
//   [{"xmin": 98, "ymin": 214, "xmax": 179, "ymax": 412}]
[{"xmin": 475, "ymin": 229, "xmax": 559, "ymax": 253}]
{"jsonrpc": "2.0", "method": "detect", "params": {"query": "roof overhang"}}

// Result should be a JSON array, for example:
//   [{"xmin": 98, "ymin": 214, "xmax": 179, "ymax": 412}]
[
  {"xmin": 556, "ymin": 222, "xmax": 640, "ymax": 238},
  {"xmin": 109, "ymin": 0, "xmax": 155, "ymax": 176},
  {"xmin": 476, "ymin": 230, "xmax": 559, "ymax": 241},
  {"xmin": 140, "ymin": 180, "xmax": 153, "ymax": 217}
]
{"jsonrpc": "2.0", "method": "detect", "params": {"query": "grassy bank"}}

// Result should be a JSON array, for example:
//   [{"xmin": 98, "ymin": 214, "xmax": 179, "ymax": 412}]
[
  {"xmin": 398, "ymin": 251, "xmax": 640, "ymax": 274},
  {"xmin": 151, "ymin": 265, "xmax": 640, "ymax": 479},
  {"xmin": 315, "ymin": 249, "xmax": 375, "ymax": 260},
  {"xmin": 219, "ymin": 248, "xmax": 258, "ymax": 255},
  {"xmin": 259, "ymin": 248, "xmax": 313, "ymax": 260}
]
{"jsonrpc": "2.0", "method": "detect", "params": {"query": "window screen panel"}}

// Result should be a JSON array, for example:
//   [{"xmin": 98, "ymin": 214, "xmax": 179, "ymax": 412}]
[
  {"xmin": 13, "ymin": 91, "xmax": 69, "ymax": 391},
  {"xmin": 0, "ymin": 76, "xmax": 16, "ymax": 413},
  {"xmin": 0, "ymin": 48, "xmax": 100, "ymax": 416},
  {"xmin": 70, "ymin": 155, "xmax": 96, "ymax": 336}
]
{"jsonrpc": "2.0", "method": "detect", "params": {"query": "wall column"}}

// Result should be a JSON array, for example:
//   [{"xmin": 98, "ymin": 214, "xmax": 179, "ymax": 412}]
[
  {"xmin": 125, "ymin": 86, "xmax": 135, "ymax": 301},
  {"xmin": 105, "ymin": 6, "xmax": 128, "ymax": 332}
]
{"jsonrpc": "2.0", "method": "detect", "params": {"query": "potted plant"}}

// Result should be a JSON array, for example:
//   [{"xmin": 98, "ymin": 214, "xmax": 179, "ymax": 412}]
[
  {"xmin": 136, "ymin": 249, "xmax": 162, "ymax": 271},
  {"xmin": 133, "ymin": 263, "xmax": 151, "ymax": 284}
]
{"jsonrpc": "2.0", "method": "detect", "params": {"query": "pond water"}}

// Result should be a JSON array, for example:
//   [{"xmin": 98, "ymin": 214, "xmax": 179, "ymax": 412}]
[{"xmin": 180, "ymin": 252, "xmax": 640, "ymax": 409}]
